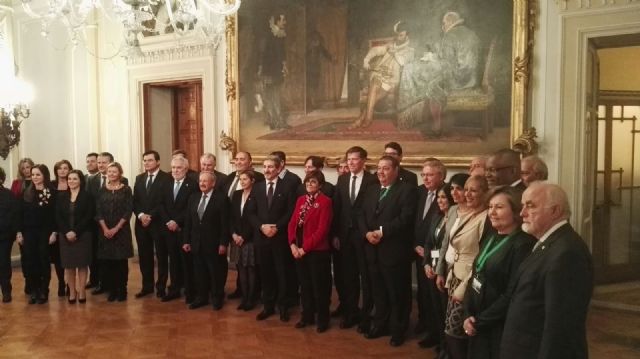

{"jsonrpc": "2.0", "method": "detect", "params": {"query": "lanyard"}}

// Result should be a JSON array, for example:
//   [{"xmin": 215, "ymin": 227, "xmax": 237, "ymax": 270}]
[{"xmin": 475, "ymin": 229, "xmax": 520, "ymax": 273}]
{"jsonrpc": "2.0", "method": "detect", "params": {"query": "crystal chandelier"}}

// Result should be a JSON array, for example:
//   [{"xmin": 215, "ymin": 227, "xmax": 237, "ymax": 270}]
[{"xmin": 20, "ymin": 0, "xmax": 241, "ymax": 56}]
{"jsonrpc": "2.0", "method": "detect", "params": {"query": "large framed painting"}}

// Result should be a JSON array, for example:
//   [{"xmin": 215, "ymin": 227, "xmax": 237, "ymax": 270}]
[{"xmin": 224, "ymin": 0, "xmax": 532, "ymax": 167}]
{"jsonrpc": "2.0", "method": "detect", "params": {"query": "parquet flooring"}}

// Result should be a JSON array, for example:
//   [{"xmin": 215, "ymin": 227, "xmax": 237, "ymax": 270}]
[{"xmin": 1, "ymin": 261, "xmax": 639, "ymax": 358}]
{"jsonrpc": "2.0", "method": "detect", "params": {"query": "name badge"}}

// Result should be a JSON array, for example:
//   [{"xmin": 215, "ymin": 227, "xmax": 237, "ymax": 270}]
[
  {"xmin": 430, "ymin": 250, "xmax": 440, "ymax": 259},
  {"xmin": 472, "ymin": 277, "xmax": 482, "ymax": 294}
]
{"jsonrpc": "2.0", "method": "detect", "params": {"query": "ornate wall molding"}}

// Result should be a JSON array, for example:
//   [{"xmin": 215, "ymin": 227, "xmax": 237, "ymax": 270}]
[
  {"xmin": 555, "ymin": 0, "xmax": 639, "ymax": 11},
  {"xmin": 127, "ymin": 43, "xmax": 216, "ymax": 66}
]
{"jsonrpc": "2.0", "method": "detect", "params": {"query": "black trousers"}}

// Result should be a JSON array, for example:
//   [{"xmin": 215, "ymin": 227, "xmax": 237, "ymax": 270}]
[
  {"xmin": 134, "ymin": 222, "xmax": 162, "ymax": 292},
  {"xmin": 162, "ymin": 230, "xmax": 183, "ymax": 294},
  {"xmin": 0, "ymin": 234, "xmax": 14, "ymax": 295},
  {"xmin": 296, "ymin": 251, "xmax": 332, "ymax": 326},
  {"xmin": 339, "ymin": 229, "xmax": 372, "ymax": 322},
  {"xmin": 193, "ymin": 250, "xmax": 227, "ymax": 303},
  {"xmin": 415, "ymin": 256, "xmax": 431, "ymax": 327},
  {"xmin": 22, "ymin": 228, "xmax": 51, "ymax": 296},
  {"xmin": 256, "ymin": 238, "xmax": 291, "ymax": 310},
  {"xmin": 103, "ymin": 259, "xmax": 128, "ymax": 295},
  {"xmin": 49, "ymin": 240, "xmax": 65, "ymax": 290},
  {"xmin": 88, "ymin": 224, "xmax": 101, "ymax": 285},
  {"xmin": 331, "ymin": 249, "xmax": 346, "ymax": 309},
  {"xmin": 181, "ymin": 250, "xmax": 196, "ymax": 300},
  {"xmin": 426, "ymin": 275, "xmax": 447, "ymax": 343},
  {"xmin": 369, "ymin": 257, "xmax": 412, "ymax": 338}
]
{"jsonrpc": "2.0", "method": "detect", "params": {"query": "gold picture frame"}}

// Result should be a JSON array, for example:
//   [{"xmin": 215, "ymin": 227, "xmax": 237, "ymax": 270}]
[{"xmin": 223, "ymin": 0, "xmax": 533, "ymax": 168}]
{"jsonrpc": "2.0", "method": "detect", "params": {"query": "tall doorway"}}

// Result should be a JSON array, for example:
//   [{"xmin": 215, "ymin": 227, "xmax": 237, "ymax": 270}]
[
  {"xmin": 143, "ymin": 79, "xmax": 203, "ymax": 172},
  {"xmin": 589, "ymin": 36, "xmax": 640, "ymax": 284}
]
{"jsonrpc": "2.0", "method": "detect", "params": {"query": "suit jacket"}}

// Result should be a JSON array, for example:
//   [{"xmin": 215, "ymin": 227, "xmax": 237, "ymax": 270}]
[
  {"xmin": 159, "ymin": 176, "xmax": 198, "ymax": 229},
  {"xmin": 279, "ymin": 169, "xmax": 302, "ymax": 195},
  {"xmin": 248, "ymin": 178, "xmax": 296, "ymax": 245},
  {"xmin": 287, "ymin": 193, "xmax": 333, "ymax": 253},
  {"xmin": 413, "ymin": 184, "xmax": 443, "ymax": 249},
  {"xmin": 0, "ymin": 187, "xmax": 20, "ymax": 235},
  {"xmin": 55, "ymin": 190, "xmax": 95, "ymax": 235},
  {"xmin": 332, "ymin": 171, "xmax": 379, "ymax": 240},
  {"xmin": 184, "ymin": 189, "xmax": 230, "ymax": 254},
  {"xmin": 500, "ymin": 223, "xmax": 593, "ymax": 359},
  {"xmin": 133, "ymin": 170, "xmax": 172, "ymax": 224},
  {"xmin": 222, "ymin": 170, "xmax": 265, "ymax": 198},
  {"xmin": 398, "ymin": 166, "xmax": 418, "ymax": 186},
  {"xmin": 360, "ymin": 181, "xmax": 417, "ymax": 266},
  {"xmin": 230, "ymin": 189, "xmax": 256, "ymax": 243}
]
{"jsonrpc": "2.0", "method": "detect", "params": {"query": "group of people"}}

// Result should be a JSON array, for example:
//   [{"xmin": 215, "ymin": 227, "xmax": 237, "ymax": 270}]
[{"xmin": 0, "ymin": 142, "xmax": 593, "ymax": 358}]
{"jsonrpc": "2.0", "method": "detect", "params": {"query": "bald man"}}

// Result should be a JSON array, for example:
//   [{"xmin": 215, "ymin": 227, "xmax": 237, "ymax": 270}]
[{"xmin": 500, "ymin": 183, "xmax": 593, "ymax": 359}]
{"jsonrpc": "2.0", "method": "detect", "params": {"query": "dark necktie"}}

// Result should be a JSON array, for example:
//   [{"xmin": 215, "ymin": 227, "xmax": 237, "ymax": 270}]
[
  {"xmin": 228, "ymin": 174, "xmax": 240, "ymax": 198},
  {"xmin": 379, "ymin": 187, "xmax": 389, "ymax": 201},
  {"xmin": 101, "ymin": 175, "xmax": 106, "ymax": 188},
  {"xmin": 267, "ymin": 181, "xmax": 274, "ymax": 208},
  {"xmin": 350, "ymin": 175, "xmax": 357, "ymax": 204},
  {"xmin": 197, "ymin": 194, "xmax": 207, "ymax": 220},
  {"xmin": 422, "ymin": 191, "xmax": 435, "ymax": 219},
  {"xmin": 146, "ymin": 174, "xmax": 154, "ymax": 194}
]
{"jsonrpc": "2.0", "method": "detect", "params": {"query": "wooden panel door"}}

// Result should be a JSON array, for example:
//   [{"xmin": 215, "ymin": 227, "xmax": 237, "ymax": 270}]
[{"xmin": 173, "ymin": 82, "xmax": 203, "ymax": 171}]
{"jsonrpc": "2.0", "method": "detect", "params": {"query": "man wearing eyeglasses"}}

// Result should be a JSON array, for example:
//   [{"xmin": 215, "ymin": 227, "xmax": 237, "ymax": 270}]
[{"xmin": 485, "ymin": 149, "xmax": 526, "ymax": 192}]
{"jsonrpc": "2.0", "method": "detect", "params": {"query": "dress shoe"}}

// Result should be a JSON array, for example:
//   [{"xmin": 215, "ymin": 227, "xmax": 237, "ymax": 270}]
[
  {"xmin": 243, "ymin": 301, "xmax": 256, "ymax": 311},
  {"xmin": 156, "ymin": 289, "xmax": 166, "ymax": 298},
  {"xmin": 414, "ymin": 322, "xmax": 427, "ymax": 334},
  {"xmin": 316, "ymin": 324, "xmax": 329, "ymax": 333},
  {"xmin": 107, "ymin": 293, "xmax": 117, "ymax": 302},
  {"xmin": 212, "ymin": 300, "xmax": 224, "ymax": 311},
  {"xmin": 256, "ymin": 309, "xmax": 274, "ymax": 321},
  {"xmin": 135, "ymin": 289, "xmax": 153, "ymax": 299},
  {"xmin": 279, "ymin": 309, "xmax": 290, "ymax": 322},
  {"xmin": 295, "ymin": 319, "xmax": 314, "ymax": 329},
  {"xmin": 357, "ymin": 321, "xmax": 371, "ymax": 334},
  {"xmin": 188, "ymin": 300, "xmax": 208, "ymax": 310},
  {"xmin": 339, "ymin": 317, "xmax": 358, "ymax": 329},
  {"xmin": 330, "ymin": 306, "xmax": 343, "ymax": 318},
  {"xmin": 37, "ymin": 296, "xmax": 48, "ymax": 304},
  {"xmin": 364, "ymin": 326, "xmax": 389, "ymax": 340},
  {"xmin": 389, "ymin": 335, "xmax": 405, "ymax": 347},
  {"xmin": 2, "ymin": 294, "xmax": 11, "ymax": 303},
  {"xmin": 227, "ymin": 290, "xmax": 242, "ymax": 299},
  {"xmin": 91, "ymin": 286, "xmax": 106, "ymax": 295},
  {"xmin": 161, "ymin": 292, "xmax": 181, "ymax": 302},
  {"xmin": 116, "ymin": 293, "xmax": 127, "ymax": 302},
  {"xmin": 185, "ymin": 295, "xmax": 195, "ymax": 305},
  {"xmin": 28, "ymin": 295, "xmax": 37, "ymax": 304},
  {"xmin": 418, "ymin": 337, "xmax": 439, "ymax": 349}
]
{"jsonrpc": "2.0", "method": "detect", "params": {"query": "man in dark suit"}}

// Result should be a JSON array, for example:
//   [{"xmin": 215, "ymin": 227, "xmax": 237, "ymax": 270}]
[
  {"xmin": 86, "ymin": 151, "xmax": 128, "ymax": 294},
  {"xmin": 271, "ymin": 150, "xmax": 302, "ymax": 193},
  {"xmin": 383, "ymin": 142, "xmax": 418, "ymax": 186},
  {"xmin": 413, "ymin": 158, "xmax": 447, "ymax": 347},
  {"xmin": 360, "ymin": 155, "xmax": 417, "ymax": 347},
  {"xmin": 498, "ymin": 183, "xmax": 593, "ymax": 359},
  {"xmin": 133, "ymin": 150, "xmax": 172, "ymax": 298},
  {"xmin": 332, "ymin": 146, "xmax": 379, "ymax": 332},
  {"xmin": 199, "ymin": 152, "xmax": 227, "ymax": 190},
  {"xmin": 182, "ymin": 171, "xmax": 230, "ymax": 310},
  {"xmin": 485, "ymin": 148, "xmax": 526, "ymax": 192},
  {"xmin": 158, "ymin": 156, "xmax": 198, "ymax": 303},
  {"xmin": 248, "ymin": 155, "xmax": 296, "ymax": 322},
  {"xmin": 85, "ymin": 152, "xmax": 99, "ymax": 180}
]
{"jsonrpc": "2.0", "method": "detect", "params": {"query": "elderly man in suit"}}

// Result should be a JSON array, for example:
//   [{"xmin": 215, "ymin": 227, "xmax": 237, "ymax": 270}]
[
  {"xmin": 485, "ymin": 149, "xmax": 525, "ymax": 192},
  {"xmin": 158, "ymin": 156, "xmax": 198, "ymax": 303},
  {"xmin": 249, "ymin": 155, "xmax": 296, "ymax": 322},
  {"xmin": 133, "ymin": 150, "xmax": 172, "ymax": 299},
  {"xmin": 360, "ymin": 155, "xmax": 417, "ymax": 347},
  {"xmin": 332, "ymin": 146, "xmax": 379, "ymax": 332},
  {"xmin": 413, "ymin": 157, "xmax": 446, "ymax": 347},
  {"xmin": 520, "ymin": 155, "xmax": 549, "ymax": 187},
  {"xmin": 497, "ymin": 183, "xmax": 593, "ymax": 359},
  {"xmin": 199, "ymin": 152, "xmax": 227, "ymax": 190},
  {"xmin": 182, "ymin": 171, "xmax": 230, "ymax": 310}
]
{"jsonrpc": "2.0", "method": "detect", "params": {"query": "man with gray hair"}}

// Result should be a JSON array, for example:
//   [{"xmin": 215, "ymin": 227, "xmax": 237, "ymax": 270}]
[
  {"xmin": 199, "ymin": 152, "xmax": 227, "ymax": 190},
  {"xmin": 520, "ymin": 155, "xmax": 549, "ymax": 187},
  {"xmin": 499, "ymin": 183, "xmax": 593, "ymax": 359}
]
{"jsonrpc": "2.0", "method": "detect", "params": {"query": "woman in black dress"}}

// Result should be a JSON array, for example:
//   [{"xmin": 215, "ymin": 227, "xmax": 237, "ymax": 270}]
[
  {"xmin": 462, "ymin": 186, "xmax": 536, "ymax": 359},
  {"xmin": 230, "ymin": 170, "xmax": 257, "ymax": 311},
  {"xmin": 0, "ymin": 167, "xmax": 20, "ymax": 303},
  {"xmin": 16, "ymin": 164, "xmax": 57, "ymax": 304},
  {"xmin": 56, "ymin": 170, "xmax": 94, "ymax": 303},
  {"xmin": 51, "ymin": 159, "xmax": 73, "ymax": 297},
  {"xmin": 96, "ymin": 162, "xmax": 133, "ymax": 302}
]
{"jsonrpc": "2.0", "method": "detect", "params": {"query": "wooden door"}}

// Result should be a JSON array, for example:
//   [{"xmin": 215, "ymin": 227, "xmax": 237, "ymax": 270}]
[{"xmin": 173, "ymin": 82, "xmax": 203, "ymax": 172}]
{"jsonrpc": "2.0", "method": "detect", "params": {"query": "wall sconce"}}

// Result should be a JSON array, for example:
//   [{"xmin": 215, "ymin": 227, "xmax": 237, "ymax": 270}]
[{"xmin": 0, "ymin": 76, "xmax": 32, "ymax": 160}]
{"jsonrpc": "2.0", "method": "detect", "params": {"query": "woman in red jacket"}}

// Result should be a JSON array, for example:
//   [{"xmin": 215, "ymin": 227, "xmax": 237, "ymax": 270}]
[{"xmin": 288, "ymin": 170, "xmax": 333, "ymax": 333}]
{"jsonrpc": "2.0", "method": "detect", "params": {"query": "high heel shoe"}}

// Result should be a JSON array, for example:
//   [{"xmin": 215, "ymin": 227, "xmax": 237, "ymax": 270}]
[
  {"xmin": 68, "ymin": 298, "xmax": 77, "ymax": 304},
  {"xmin": 78, "ymin": 298, "xmax": 86, "ymax": 304}
]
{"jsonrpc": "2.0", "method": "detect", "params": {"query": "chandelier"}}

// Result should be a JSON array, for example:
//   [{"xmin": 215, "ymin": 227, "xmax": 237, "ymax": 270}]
[
  {"xmin": 20, "ymin": 0, "xmax": 241, "ymax": 57},
  {"xmin": 0, "ymin": 76, "xmax": 32, "ymax": 160}
]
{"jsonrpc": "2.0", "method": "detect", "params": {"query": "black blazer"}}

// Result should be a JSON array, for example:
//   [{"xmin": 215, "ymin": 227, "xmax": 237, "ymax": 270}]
[
  {"xmin": 133, "ymin": 170, "xmax": 172, "ymax": 221},
  {"xmin": 184, "ymin": 189, "xmax": 230, "ymax": 254},
  {"xmin": 56, "ymin": 190, "xmax": 95, "ymax": 235},
  {"xmin": 413, "ymin": 184, "xmax": 443, "ymax": 249},
  {"xmin": 360, "ymin": 181, "xmax": 417, "ymax": 266},
  {"xmin": 230, "ymin": 189, "xmax": 255, "ymax": 243},
  {"xmin": 248, "ymin": 178, "xmax": 296, "ymax": 245},
  {"xmin": 332, "ymin": 171, "xmax": 379, "ymax": 240},
  {"xmin": 159, "ymin": 176, "xmax": 198, "ymax": 229},
  {"xmin": 500, "ymin": 223, "xmax": 593, "ymax": 359},
  {"xmin": 0, "ymin": 187, "xmax": 20, "ymax": 236},
  {"xmin": 279, "ymin": 169, "xmax": 302, "ymax": 194},
  {"xmin": 422, "ymin": 211, "xmax": 446, "ymax": 267},
  {"xmin": 398, "ymin": 166, "xmax": 418, "ymax": 186}
]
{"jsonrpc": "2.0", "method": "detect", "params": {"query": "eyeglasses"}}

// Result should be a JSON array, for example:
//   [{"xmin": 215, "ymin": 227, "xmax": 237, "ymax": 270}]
[{"xmin": 486, "ymin": 166, "xmax": 512, "ymax": 174}]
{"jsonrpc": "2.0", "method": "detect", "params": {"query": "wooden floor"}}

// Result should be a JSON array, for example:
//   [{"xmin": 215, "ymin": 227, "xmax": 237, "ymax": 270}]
[{"xmin": 1, "ymin": 261, "xmax": 639, "ymax": 358}]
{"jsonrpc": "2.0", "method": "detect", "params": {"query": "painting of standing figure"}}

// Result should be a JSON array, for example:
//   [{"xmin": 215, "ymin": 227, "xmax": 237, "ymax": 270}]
[{"xmin": 227, "ymin": 0, "xmax": 531, "ymax": 165}]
